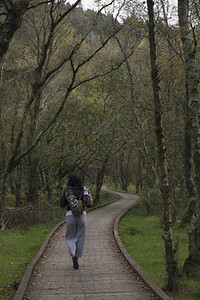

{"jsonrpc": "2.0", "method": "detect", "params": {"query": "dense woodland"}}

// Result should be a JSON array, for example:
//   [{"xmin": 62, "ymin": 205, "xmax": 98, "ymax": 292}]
[{"xmin": 0, "ymin": 0, "xmax": 200, "ymax": 293}]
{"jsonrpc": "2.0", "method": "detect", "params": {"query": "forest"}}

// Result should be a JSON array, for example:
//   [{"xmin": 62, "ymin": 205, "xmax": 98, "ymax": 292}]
[{"xmin": 0, "ymin": 0, "xmax": 200, "ymax": 297}]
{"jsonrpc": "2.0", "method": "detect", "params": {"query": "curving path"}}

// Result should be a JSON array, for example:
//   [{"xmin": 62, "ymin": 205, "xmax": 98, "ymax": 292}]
[{"xmin": 24, "ymin": 187, "xmax": 154, "ymax": 300}]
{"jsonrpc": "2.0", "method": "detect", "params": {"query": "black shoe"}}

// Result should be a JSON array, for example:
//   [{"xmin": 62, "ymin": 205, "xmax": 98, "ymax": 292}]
[{"xmin": 72, "ymin": 255, "xmax": 79, "ymax": 270}]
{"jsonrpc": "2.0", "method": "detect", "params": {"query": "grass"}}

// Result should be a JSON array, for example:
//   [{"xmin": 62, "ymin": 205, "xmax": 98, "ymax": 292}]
[
  {"xmin": 92, "ymin": 190, "xmax": 118, "ymax": 207},
  {"xmin": 117, "ymin": 189, "xmax": 200, "ymax": 300},
  {"xmin": 119, "ymin": 214, "xmax": 165, "ymax": 285},
  {"xmin": 0, "ymin": 224, "xmax": 54, "ymax": 300},
  {"xmin": 107, "ymin": 182, "xmax": 137, "ymax": 194},
  {"xmin": 0, "ymin": 189, "xmax": 118, "ymax": 300}
]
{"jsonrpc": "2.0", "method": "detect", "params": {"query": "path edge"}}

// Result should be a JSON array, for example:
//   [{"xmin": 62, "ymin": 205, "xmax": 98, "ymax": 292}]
[
  {"xmin": 113, "ymin": 208, "xmax": 171, "ymax": 300},
  {"xmin": 13, "ymin": 197, "xmax": 120, "ymax": 300},
  {"xmin": 13, "ymin": 220, "xmax": 65, "ymax": 300}
]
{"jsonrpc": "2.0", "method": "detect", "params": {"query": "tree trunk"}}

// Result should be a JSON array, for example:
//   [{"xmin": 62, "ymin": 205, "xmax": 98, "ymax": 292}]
[
  {"xmin": 147, "ymin": 0, "xmax": 179, "ymax": 292},
  {"xmin": 94, "ymin": 159, "xmax": 107, "ymax": 205},
  {"xmin": 25, "ymin": 95, "xmax": 41, "ymax": 204},
  {"xmin": 15, "ymin": 180, "xmax": 22, "ymax": 207},
  {"xmin": 142, "ymin": 157, "xmax": 151, "ymax": 214},
  {"xmin": 178, "ymin": 0, "xmax": 200, "ymax": 272},
  {"xmin": 119, "ymin": 151, "xmax": 129, "ymax": 192},
  {"xmin": 0, "ymin": 178, "xmax": 6, "ymax": 230},
  {"xmin": 182, "ymin": 83, "xmax": 196, "ymax": 225},
  {"xmin": 26, "ymin": 152, "xmax": 39, "ymax": 204},
  {"xmin": 135, "ymin": 154, "xmax": 142, "ymax": 193},
  {"xmin": 160, "ymin": 0, "xmax": 196, "ymax": 225},
  {"xmin": 0, "ymin": 86, "xmax": 6, "ymax": 229},
  {"xmin": 43, "ymin": 170, "xmax": 53, "ymax": 201},
  {"xmin": 0, "ymin": 0, "xmax": 30, "ymax": 64}
]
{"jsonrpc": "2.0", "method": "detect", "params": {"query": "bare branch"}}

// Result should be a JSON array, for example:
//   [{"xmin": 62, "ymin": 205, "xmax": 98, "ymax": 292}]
[{"xmin": 27, "ymin": 0, "xmax": 53, "ymax": 10}]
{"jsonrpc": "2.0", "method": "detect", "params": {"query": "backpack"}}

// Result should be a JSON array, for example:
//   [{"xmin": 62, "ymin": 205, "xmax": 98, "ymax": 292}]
[
  {"xmin": 72, "ymin": 199, "xmax": 83, "ymax": 217},
  {"xmin": 83, "ymin": 187, "xmax": 93, "ymax": 207},
  {"xmin": 64, "ymin": 188, "xmax": 84, "ymax": 217}
]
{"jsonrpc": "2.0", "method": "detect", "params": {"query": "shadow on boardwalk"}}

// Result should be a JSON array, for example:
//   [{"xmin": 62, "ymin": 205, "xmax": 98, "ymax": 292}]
[{"xmin": 15, "ymin": 186, "xmax": 169, "ymax": 300}]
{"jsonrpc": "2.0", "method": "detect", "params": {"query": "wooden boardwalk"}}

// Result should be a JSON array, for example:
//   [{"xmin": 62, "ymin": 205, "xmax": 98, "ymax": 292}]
[{"xmin": 24, "ymin": 189, "xmax": 154, "ymax": 300}]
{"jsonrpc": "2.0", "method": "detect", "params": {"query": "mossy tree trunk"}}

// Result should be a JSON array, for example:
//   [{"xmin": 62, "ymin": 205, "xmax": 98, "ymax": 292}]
[
  {"xmin": 94, "ymin": 158, "xmax": 108, "ymax": 205},
  {"xmin": 0, "ymin": 178, "xmax": 6, "ymax": 230},
  {"xmin": 25, "ymin": 91, "xmax": 42, "ymax": 204},
  {"xmin": 178, "ymin": 0, "xmax": 200, "ymax": 272},
  {"xmin": 182, "ymin": 84, "xmax": 196, "ymax": 225},
  {"xmin": 0, "ymin": 0, "xmax": 30, "ymax": 64},
  {"xmin": 147, "ymin": 0, "xmax": 179, "ymax": 292},
  {"xmin": 160, "ymin": 0, "xmax": 196, "ymax": 225}
]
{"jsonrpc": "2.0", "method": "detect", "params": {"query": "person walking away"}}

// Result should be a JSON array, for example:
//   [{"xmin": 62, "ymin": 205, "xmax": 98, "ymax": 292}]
[{"xmin": 60, "ymin": 174, "xmax": 93, "ymax": 269}]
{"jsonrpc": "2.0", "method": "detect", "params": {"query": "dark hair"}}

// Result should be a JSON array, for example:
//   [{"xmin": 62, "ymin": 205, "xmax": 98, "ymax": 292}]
[{"xmin": 67, "ymin": 173, "xmax": 83, "ymax": 189}]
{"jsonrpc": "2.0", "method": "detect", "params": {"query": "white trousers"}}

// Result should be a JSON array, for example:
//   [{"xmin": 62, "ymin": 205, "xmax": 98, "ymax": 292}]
[{"xmin": 65, "ymin": 214, "xmax": 86, "ymax": 257}]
